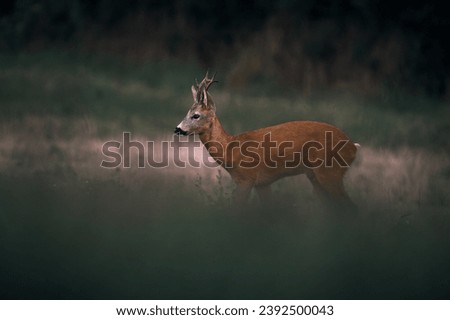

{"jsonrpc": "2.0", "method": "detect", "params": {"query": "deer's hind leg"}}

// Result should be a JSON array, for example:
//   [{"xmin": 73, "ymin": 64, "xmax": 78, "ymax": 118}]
[{"xmin": 307, "ymin": 168, "xmax": 357, "ymax": 214}]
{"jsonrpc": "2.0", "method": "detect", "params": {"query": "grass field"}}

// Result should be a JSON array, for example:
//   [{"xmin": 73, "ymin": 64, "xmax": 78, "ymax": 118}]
[{"xmin": 0, "ymin": 52, "xmax": 449, "ymax": 299}]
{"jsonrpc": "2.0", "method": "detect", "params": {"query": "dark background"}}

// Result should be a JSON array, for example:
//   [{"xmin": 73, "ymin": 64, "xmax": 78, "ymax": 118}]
[
  {"xmin": 1, "ymin": 0, "xmax": 449, "ymax": 97},
  {"xmin": 0, "ymin": 0, "xmax": 449, "ymax": 300}
]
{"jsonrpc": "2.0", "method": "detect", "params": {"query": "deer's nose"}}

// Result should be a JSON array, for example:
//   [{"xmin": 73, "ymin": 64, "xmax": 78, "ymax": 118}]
[{"xmin": 174, "ymin": 127, "xmax": 188, "ymax": 136}]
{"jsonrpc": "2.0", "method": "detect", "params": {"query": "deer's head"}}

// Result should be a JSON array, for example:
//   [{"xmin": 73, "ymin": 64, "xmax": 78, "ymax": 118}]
[{"xmin": 174, "ymin": 72, "xmax": 217, "ymax": 136}]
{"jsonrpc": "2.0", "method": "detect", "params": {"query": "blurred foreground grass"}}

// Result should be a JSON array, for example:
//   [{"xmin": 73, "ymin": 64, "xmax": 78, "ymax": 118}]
[{"xmin": 0, "ymin": 51, "xmax": 449, "ymax": 299}]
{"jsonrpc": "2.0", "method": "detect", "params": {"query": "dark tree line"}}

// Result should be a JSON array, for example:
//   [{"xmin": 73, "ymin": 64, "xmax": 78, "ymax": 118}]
[{"xmin": 1, "ymin": 0, "xmax": 449, "ymax": 96}]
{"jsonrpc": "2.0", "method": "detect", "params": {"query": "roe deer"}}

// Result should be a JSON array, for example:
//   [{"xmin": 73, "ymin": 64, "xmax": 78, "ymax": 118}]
[{"xmin": 174, "ymin": 72, "xmax": 359, "ymax": 211}]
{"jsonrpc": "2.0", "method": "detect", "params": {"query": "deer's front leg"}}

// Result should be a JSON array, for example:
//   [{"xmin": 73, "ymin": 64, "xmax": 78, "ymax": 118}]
[
  {"xmin": 255, "ymin": 185, "xmax": 272, "ymax": 206},
  {"xmin": 233, "ymin": 181, "xmax": 254, "ymax": 206}
]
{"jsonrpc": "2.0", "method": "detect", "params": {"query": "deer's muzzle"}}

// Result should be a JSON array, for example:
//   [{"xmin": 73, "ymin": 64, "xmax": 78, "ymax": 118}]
[{"xmin": 174, "ymin": 127, "xmax": 188, "ymax": 136}]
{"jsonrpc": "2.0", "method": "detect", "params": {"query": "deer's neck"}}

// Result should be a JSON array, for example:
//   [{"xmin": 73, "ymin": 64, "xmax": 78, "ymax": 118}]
[{"xmin": 199, "ymin": 116, "xmax": 232, "ymax": 167}]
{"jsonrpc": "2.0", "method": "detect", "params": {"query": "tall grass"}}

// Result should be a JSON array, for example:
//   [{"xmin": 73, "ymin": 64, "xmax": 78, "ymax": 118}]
[{"xmin": 0, "ymin": 52, "xmax": 449, "ymax": 299}]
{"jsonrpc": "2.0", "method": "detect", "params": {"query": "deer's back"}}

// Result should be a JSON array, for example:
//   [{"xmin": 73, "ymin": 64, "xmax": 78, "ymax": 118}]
[{"xmin": 227, "ymin": 121, "xmax": 358, "ymax": 186}]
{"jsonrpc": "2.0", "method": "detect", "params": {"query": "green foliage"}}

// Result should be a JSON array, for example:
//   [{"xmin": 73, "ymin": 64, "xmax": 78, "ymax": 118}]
[
  {"xmin": 0, "ymin": 52, "xmax": 449, "ymax": 299},
  {"xmin": 1, "ymin": 171, "xmax": 449, "ymax": 299},
  {"xmin": 0, "ymin": 51, "xmax": 204, "ymax": 135},
  {"xmin": 1, "ymin": 51, "xmax": 448, "ymax": 146},
  {"xmin": 0, "ymin": 0, "xmax": 448, "ymax": 96}
]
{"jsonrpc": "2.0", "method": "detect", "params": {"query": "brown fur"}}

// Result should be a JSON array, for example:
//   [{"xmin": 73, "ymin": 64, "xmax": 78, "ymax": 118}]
[{"xmin": 176, "ymin": 73, "xmax": 358, "ymax": 209}]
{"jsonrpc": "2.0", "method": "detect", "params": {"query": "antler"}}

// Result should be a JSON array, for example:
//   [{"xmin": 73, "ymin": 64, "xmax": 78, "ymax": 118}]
[
  {"xmin": 196, "ymin": 71, "xmax": 218, "ymax": 92},
  {"xmin": 192, "ymin": 71, "xmax": 218, "ymax": 106}
]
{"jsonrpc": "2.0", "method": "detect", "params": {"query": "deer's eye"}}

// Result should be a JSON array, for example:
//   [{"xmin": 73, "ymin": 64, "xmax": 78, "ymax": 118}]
[{"xmin": 192, "ymin": 114, "xmax": 200, "ymax": 119}]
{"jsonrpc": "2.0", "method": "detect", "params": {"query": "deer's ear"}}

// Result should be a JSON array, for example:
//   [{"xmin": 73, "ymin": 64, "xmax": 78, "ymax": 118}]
[
  {"xmin": 202, "ymin": 90, "xmax": 216, "ymax": 111},
  {"xmin": 202, "ymin": 88, "xmax": 208, "ymax": 107},
  {"xmin": 191, "ymin": 85, "xmax": 198, "ymax": 103}
]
